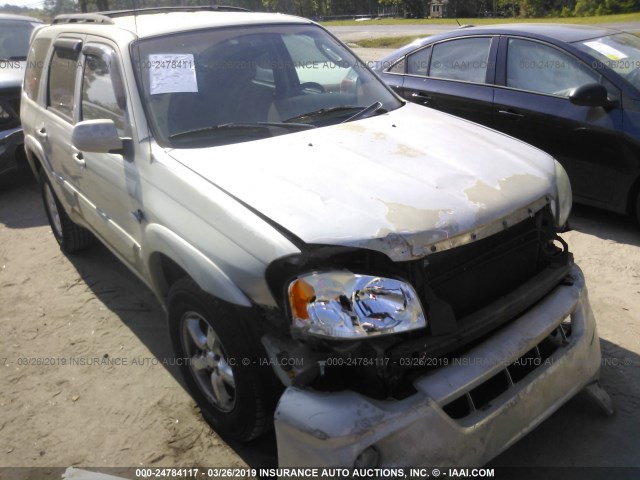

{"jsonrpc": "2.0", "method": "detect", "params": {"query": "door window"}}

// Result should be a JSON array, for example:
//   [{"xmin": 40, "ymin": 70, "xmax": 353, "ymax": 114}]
[
  {"xmin": 429, "ymin": 37, "xmax": 491, "ymax": 83},
  {"xmin": 81, "ymin": 47, "xmax": 127, "ymax": 136},
  {"xmin": 47, "ymin": 46, "xmax": 81, "ymax": 119},
  {"xmin": 506, "ymin": 38, "xmax": 600, "ymax": 96}
]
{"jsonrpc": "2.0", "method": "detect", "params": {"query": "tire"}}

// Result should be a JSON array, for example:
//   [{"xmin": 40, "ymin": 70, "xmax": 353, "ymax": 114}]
[
  {"xmin": 168, "ymin": 277, "xmax": 280, "ymax": 441},
  {"xmin": 40, "ymin": 171, "xmax": 93, "ymax": 253}
]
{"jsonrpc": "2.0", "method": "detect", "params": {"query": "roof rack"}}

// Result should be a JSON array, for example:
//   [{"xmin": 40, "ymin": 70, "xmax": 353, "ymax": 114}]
[
  {"xmin": 53, "ymin": 6, "xmax": 250, "ymax": 24},
  {"xmin": 53, "ymin": 13, "xmax": 114, "ymax": 24}
]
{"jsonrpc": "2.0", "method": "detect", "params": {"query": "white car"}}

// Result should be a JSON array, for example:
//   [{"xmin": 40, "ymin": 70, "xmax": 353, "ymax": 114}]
[{"xmin": 21, "ymin": 7, "xmax": 611, "ymax": 467}]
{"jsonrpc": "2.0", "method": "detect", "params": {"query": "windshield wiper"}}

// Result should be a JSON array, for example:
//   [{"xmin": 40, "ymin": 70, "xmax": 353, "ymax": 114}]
[
  {"xmin": 284, "ymin": 103, "xmax": 386, "ymax": 124},
  {"xmin": 9, "ymin": 56, "xmax": 27, "ymax": 61},
  {"xmin": 284, "ymin": 105, "xmax": 365, "ymax": 123},
  {"xmin": 342, "ymin": 101, "xmax": 385, "ymax": 123},
  {"xmin": 169, "ymin": 121, "xmax": 316, "ymax": 140}
]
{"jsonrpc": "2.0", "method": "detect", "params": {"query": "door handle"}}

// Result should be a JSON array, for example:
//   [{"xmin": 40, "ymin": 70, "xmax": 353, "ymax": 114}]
[
  {"xmin": 411, "ymin": 92, "xmax": 432, "ymax": 106},
  {"xmin": 73, "ymin": 152, "xmax": 86, "ymax": 168},
  {"xmin": 36, "ymin": 127, "xmax": 47, "ymax": 139},
  {"xmin": 498, "ymin": 109, "xmax": 524, "ymax": 120}
]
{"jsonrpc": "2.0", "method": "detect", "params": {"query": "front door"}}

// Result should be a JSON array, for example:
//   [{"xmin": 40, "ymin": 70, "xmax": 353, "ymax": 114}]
[
  {"xmin": 74, "ymin": 40, "xmax": 143, "ymax": 269},
  {"xmin": 492, "ymin": 36, "xmax": 624, "ymax": 207}
]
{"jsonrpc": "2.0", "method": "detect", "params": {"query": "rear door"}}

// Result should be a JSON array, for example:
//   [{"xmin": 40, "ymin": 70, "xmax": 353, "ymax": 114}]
[
  {"xmin": 492, "ymin": 36, "xmax": 624, "ymax": 207},
  {"xmin": 39, "ymin": 36, "xmax": 85, "ymax": 217},
  {"xmin": 401, "ymin": 36, "xmax": 497, "ymax": 126}
]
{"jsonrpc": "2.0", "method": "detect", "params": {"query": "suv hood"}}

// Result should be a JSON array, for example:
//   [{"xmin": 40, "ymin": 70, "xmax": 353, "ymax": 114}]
[
  {"xmin": 168, "ymin": 103, "xmax": 558, "ymax": 261},
  {"xmin": 0, "ymin": 61, "xmax": 25, "ymax": 89}
]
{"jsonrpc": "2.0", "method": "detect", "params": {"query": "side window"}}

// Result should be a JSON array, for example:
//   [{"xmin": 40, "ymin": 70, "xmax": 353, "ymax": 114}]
[
  {"xmin": 81, "ymin": 48, "xmax": 127, "ymax": 136},
  {"xmin": 387, "ymin": 58, "xmax": 405, "ymax": 74},
  {"xmin": 506, "ymin": 38, "xmax": 600, "ymax": 96},
  {"xmin": 24, "ymin": 37, "xmax": 52, "ymax": 101},
  {"xmin": 407, "ymin": 46, "xmax": 431, "ymax": 76},
  {"xmin": 429, "ymin": 37, "xmax": 491, "ymax": 83},
  {"xmin": 47, "ymin": 46, "xmax": 81, "ymax": 119}
]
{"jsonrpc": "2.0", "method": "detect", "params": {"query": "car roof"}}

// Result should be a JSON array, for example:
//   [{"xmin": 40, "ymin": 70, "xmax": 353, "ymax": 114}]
[
  {"xmin": 379, "ymin": 23, "xmax": 625, "ymax": 66},
  {"xmin": 48, "ymin": 10, "xmax": 313, "ymax": 40},
  {"xmin": 448, "ymin": 23, "xmax": 622, "ymax": 43},
  {"xmin": 0, "ymin": 13, "xmax": 44, "ymax": 23}
]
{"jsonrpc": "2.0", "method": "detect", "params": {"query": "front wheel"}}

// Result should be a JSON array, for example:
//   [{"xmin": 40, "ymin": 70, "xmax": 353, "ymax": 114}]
[
  {"xmin": 168, "ymin": 277, "xmax": 280, "ymax": 441},
  {"xmin": 40, "ymin": 171, "xmax": 93, "ymax": 253}
]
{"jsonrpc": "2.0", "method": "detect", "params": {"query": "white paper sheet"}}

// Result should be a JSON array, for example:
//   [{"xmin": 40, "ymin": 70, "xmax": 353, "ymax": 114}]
[
  {"xmin": 583, "ymin": 41, "xmax": 628, "ymax": 61},
  {"xmin": 149, "ymin": 53, "xmax": 198, "ymax": 95}
]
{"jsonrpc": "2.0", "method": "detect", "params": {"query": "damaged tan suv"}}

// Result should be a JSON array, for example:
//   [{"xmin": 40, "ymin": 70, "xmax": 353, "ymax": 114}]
[{"xmin": 21, "ymin": 6, "xmax": 612, "ymax": 467}]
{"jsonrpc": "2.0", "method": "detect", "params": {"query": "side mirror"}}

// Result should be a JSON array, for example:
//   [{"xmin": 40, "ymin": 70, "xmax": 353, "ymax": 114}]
[
  {"xmin": 569, "ymin": 83, "xmax": 611, "ymax": 108},
  {"xmin": 72, "ymin": 119, "xmax": 123, "ymax": 153}
]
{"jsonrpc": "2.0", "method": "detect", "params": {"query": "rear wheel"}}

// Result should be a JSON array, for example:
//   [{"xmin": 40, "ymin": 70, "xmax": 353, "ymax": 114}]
[
  {"xmin": 40, "ymin": 171, "xmax": 93, "ymax": 253},
  {"xmin": 168, "ymin": 277, "xmax": 280, "ymax": 441}
]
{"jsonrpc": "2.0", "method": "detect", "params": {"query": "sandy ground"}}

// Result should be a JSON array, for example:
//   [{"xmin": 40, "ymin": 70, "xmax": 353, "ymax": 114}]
[{"xmin": 1, "ymin": 50, "xmax": 640, "ymax": 475}]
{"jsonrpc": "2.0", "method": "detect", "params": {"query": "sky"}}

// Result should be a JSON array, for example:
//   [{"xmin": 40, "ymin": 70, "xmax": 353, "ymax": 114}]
[{"xmin": 2, "ymin": 0, "xmax": 47, "ymax": 9}]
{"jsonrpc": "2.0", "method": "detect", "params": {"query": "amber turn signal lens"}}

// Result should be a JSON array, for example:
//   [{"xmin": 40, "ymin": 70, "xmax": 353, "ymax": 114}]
[{"xmin": 289, "ymin": 278, "xmax": 315, "ymax": 320}]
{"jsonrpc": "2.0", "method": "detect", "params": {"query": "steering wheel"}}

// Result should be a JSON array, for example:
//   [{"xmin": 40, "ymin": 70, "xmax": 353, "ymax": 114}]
[{"xmin": 299, "ymin": 82, "xmax": 326, "ymax": 93}]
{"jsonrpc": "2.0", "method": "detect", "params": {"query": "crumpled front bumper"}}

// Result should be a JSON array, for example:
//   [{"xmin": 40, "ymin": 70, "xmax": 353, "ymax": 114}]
[
  {"xmin": 0, "ymin": 127, "xmax": 23, "ymax": 175},
  {"xmin": 275, "ymin": 264, "xmax": 600, "ymax": 467}
]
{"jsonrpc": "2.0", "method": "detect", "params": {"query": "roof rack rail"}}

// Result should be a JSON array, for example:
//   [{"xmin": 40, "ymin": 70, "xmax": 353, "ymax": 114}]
[
  {"xmin": 53, "ymin": 13, "xmax": 114, "ymax": 24},
  {"xmin": 52, "ymin": 6, "xmax": 250, "ymax": 24}
]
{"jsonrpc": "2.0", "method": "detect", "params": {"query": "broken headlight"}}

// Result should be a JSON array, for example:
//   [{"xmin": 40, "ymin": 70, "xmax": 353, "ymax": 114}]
[
  {"xmin": 288, "ymin": 272, "xmax": 426, "ymax": 339},
  {"xmin": 552, "ymin": 160, "xmax": 572, "ymax": 229}
]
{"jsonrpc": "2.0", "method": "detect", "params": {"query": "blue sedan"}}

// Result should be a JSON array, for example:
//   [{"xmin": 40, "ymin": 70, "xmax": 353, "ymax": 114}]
[{"xmin": 373, "ymin": 24, "xmax": 640, "ymax": 223}]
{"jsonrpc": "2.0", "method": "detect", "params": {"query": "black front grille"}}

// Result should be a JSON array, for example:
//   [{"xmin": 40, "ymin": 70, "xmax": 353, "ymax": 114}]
[
  {"xmin": 388, "ymin": 206, "xmax": 570, "ymax": 369},
  {"xmin": 425, "ymin": 211, "xmax": 550, "ymax": 320}
]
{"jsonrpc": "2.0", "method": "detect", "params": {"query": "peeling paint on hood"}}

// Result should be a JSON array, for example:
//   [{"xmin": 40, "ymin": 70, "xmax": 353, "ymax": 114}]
[{"xmin": 167, "ymin": 103, "xmax": 557, "ymax": 261}]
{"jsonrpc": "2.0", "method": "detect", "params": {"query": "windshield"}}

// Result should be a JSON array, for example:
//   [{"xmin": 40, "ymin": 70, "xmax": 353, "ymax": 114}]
[
  {"xmin": 575, "ymin": 33, "xmax": 640, "ymax": 91},
  {"xmin": 131, "ymin": 24, "xmax": 402, "ymax": 148},
  {"xmin": 0, "ymin": 20, "xmax": 40, "ymax": 60}
]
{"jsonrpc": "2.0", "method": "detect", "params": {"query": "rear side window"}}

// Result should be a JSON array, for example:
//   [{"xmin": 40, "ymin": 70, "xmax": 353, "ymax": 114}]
[
  {"xmin": 24, "ymin": 38, "xmax": 51, "ymax": 100},
  {"xmin": 430, "ymin": 37, "xmax": 491, "ymax": 83},
  {"xmin": 407, "ymin": 46, "xmax": 431, "ymax": 76},
  {"xmin": 47, "ymin": 46, "xmax": 81, "ymax": 119}
]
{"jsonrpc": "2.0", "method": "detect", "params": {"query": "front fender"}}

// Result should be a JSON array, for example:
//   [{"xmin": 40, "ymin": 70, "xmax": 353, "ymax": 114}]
[{"xmin": 145, "ymin": 223, "xmax": 252, "ymax": 308}]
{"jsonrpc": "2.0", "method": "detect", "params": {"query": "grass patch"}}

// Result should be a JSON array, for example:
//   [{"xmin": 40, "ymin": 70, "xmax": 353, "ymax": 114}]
[
  {"xmin": 356, "ymin": 35, "xmax": 427, "ymax": 48},
  {"xmin": 322, "ymin": 11, "xmax": 640, "ymax": 27}
]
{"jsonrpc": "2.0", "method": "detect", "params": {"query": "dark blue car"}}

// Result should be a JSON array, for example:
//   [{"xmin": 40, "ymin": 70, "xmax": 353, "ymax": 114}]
[
  {"xmin": 0, "ymin": 14, "xmax": 43, "ymax": 178},
  {"xmin": 373, "ymin": 24, "xmax": 640, "ymax": 223}
]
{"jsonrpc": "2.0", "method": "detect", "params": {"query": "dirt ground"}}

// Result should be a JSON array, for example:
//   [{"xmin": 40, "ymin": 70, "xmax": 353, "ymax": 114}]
[{"xmin": 1, "ymin": 156, "xmax": 640, "ymax": 476}]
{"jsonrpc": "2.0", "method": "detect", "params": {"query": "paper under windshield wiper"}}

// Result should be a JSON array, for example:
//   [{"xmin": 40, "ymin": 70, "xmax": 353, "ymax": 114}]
[{"xmin": 169, "ymin": 121, "xmax": 315, "ymax": 140}]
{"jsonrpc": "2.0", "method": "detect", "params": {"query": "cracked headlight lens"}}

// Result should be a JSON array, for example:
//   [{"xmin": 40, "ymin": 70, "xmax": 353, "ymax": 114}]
[
  {"xmin": 552, "ymin": 160, "xmax": 572, "ymax": 229},
  {"xmin": 288, "ymin": 272, "xmax": 426, "ymax": 339}
]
